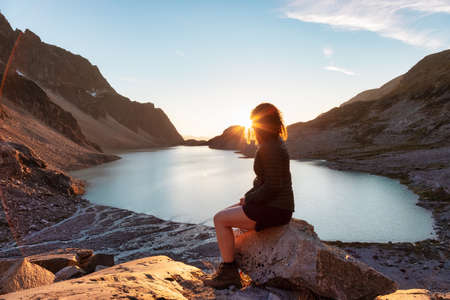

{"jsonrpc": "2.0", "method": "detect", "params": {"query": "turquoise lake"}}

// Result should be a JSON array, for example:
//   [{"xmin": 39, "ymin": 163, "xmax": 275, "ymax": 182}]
[{"xmin": 70, "ymin": 146, "xmax": 436, "ymax": 242}]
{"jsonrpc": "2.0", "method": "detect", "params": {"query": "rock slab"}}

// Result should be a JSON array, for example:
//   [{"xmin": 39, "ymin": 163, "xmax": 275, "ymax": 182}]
[
  {"xmin": 234, "ymin": 219, "xmax": 398, "ymax": 300},
  {"xmin": 0, "ymin": 258, "xmax": 55, "ymax": 294},
  {"xmin": 1, "ymin": 255, "xmax": 215, "ymax": 300},
  {"xmin": 375, "ymin": 289, "xmax": 450, "ymax": 300},
  {"xmin": 54, "ymin": 265, "xmax": 85, "ymax": 282}
]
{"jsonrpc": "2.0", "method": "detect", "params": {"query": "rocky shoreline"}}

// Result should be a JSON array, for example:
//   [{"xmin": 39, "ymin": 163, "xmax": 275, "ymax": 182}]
[
  {"xmin": 311, "ymin": 147, "xmax": 450, "ymax": 292},
  {"xmin": 320, "ymin": 147, "xmax": 449, "ymax": 244}
]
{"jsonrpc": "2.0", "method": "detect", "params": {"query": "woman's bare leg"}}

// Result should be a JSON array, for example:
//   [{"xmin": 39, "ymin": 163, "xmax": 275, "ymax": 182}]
[{"xmin": 213, "ymin": 206, "xmax": 256, "ymax": 262}]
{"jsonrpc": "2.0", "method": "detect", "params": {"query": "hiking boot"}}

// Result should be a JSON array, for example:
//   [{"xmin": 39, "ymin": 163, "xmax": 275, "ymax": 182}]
[{"xmin": 203, "ymin": 262, "xmax": 242, "ymax": 289}]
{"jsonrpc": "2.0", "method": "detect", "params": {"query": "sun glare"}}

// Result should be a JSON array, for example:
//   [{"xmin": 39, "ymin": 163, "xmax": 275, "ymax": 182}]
[
  {"xmin": 230, "ymin": 108, "xmax": 253, "ymax": 131},
  {"xmin": 243, "ymin": 118, "xmax": 253, "ymax": 131},
  {"xmin": 241, "ymin": 118, "xmax": 254, "ymax": 144},
  {"xmin": 229, "ymin": 106, "xmax": 255, "ymax": 143}
]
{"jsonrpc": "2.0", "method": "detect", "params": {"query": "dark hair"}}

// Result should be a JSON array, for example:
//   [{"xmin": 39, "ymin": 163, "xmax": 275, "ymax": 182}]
[{"xmin": 247, "ymin": 103, "xmax": 287, "ymax": 144}]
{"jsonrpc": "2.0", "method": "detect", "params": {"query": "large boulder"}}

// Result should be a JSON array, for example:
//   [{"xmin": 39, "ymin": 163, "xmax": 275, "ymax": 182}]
[
  {"xmin": 0, "ymin": 258, "xmax": 55, "ymax": 294},
  {"xmin": 79, "ymin": 253, "xmax": 114, "ymax": 273},
  {"xmin": 234, "ymin": 219, "xmax": 398, "ymax": 300}
]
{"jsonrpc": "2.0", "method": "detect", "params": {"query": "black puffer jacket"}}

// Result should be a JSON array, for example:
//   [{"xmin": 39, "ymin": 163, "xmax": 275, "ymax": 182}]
[{"xmin": 244, "ymin": 137, "xmax": 295, "ymax": 211}]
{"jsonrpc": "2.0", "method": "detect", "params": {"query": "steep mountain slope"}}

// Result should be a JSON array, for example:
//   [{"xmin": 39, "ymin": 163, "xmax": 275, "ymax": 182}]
[
  {"xmin": 0, "ymin": 13, "xmax": 183, "ymax": 150},
  {"xmin": 287, "ymin": 49, "xmax": 450, "ymax": 159},
  {"xmin": 341, "ymin": 50, "xmax": 449, "ymax": 106},
  {"xmin": 0, "ymin": 100, "xmax": 119, "ymax": 171},
  {"xmin": 2, "ymin": 71, "xmax": 101, "ymax": 152},
  {"xmin": 0, "ymin": 45, "xmax": 118, "ymax": 171},
  {"xmin": 341, "ymin": 75, "xmax": 403, "ymax": 106},
  {"xmin": 44, "ymin": 89, "xmax": 164, "ymax": 151}
]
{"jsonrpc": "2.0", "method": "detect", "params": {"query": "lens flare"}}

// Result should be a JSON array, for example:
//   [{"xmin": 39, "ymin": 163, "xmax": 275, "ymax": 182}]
[{"xmin": 0, "ymin": 32, "xmax": 23, "ymax": 114}]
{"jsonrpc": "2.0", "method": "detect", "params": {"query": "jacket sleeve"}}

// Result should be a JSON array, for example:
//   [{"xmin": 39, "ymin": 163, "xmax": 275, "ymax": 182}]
[
  {"xmin": 244, "ymin": 145, "xmax": 283, "ymax": 205},
  {"xmin": 244, "ymin": 176, "xmax": 263, "ymax": 196}
]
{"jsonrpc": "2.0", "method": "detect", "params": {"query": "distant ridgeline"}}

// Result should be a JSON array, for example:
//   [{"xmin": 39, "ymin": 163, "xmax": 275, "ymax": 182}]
[
  {"xmin": 0, "ymin": 12, "xmax": 183, "ymax": 155},
  {"xmin": 287, "ymin": 49, "xmax": 450, "ymax": 159}
]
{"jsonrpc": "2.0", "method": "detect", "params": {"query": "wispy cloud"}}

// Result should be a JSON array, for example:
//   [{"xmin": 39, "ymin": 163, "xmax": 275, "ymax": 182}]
[
  {"xmin": 323, "ymin": 47, "xmax": 334, "ymax": 57},
  {"xmin": 175, "ymin": 50, "xmax": 185, "ymax": 57},
  {"xmin": 324, "ymin": 65, "xmax": 356, "ymax": 76},
  {"xmin": 321, "ymin": 46, "xmax": 355, "ymax": 75},
  {"xmin": 284, "ymin": 0, "xmax": 450, "ymax": 49}
]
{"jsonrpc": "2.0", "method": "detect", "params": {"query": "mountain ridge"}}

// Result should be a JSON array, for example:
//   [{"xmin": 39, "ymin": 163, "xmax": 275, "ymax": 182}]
[
  {"xmin": 0, "ymin": 12, "xmax": 183, "ymax": 156},
  {"xmin": 341, "ymin": 75, "xmax": 403, "ymax": 106},
  {"xmin": 287, "ymin": 49, "xmax": 450, "ymax": 159}
]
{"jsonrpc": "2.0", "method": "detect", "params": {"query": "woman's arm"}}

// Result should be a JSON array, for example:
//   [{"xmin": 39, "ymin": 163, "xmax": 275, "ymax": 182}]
[
  {"xmin": 244, "ymin": 145, "xmax": 284, "ymax": 205},
  {"xmin": 225, "ymin": 197, "xmax": 245, "ymax": 209}
]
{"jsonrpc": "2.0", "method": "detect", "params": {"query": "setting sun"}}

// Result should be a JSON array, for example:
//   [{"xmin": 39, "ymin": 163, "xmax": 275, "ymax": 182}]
[
  {"xmin": 242, "ymin": 118, "xmax": 253, "ymax": 132},
  {"xmin": 229, "ymin": 105, "xmax": 254, "ymax": 133}
]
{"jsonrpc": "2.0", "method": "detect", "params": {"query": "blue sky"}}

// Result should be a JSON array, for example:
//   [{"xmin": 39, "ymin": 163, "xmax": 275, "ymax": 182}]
[{"xmin": 1, "ymin": 0, "xmax": 449, "ymax": 138}]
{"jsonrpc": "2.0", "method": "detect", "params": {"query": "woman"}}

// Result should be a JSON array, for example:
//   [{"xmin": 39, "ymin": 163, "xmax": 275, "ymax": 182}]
[{"xmin": 204, "ymin": 102, "xmax": 295, "ymax": 289}]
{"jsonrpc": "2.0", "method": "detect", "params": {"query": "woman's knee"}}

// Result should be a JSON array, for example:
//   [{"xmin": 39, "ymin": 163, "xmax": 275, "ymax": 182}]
[{"xmin": 213, "ymin": 210, "xmax": 225, "ymax": 226}]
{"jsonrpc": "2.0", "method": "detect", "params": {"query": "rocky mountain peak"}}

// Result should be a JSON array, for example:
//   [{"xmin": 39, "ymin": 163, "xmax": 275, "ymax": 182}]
[
  {"xmin": 23, "ymin": 29, "xmax": 41, "ymax": 42},
  {"xmin": 12, "ymin": 30, "xmax": 114, "ymax": 92},
  {"xmin": 0, "ymin": 13, "xmax": 17, "ymax": 66},
  {"xmin": 0, "ymin": 12, "xmax": 13, "ymax": 35},
  {"xmin": 343, "ymin": 49, "xmax": 450, "ymax": 106},
  {"xmin": 394, "ymin": 49, "xmax": 450, "ymax": 98},
  {"xmin": 0, "ymin": 12, "xmax": 183, "ymax": 148},
  {"xmin": 287, "ymin": 49, "xmax": 450, "ymax": 160}
]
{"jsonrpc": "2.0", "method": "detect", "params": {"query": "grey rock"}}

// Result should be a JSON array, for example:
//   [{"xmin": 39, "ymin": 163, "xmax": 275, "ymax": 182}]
[
  {"xmin": 235, "ymin": 219, "xmax": 398, "ymax": 300},
  {"xmin": 54, "ymin": 265, "xmax": 85, "ymax": 282},
  {"xmin": 80, "ymin": 253, "xmax": 114, "ymax": 273},
  {"xmin": 94, "ymin": 265, "xmax": 109, "ymax": 272}
]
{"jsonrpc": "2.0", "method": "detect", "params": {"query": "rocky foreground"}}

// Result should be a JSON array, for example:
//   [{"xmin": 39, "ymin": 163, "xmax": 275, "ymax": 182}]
[
  {"xmin": 4, "ymin": 254, "xmax": 446, "ymax": 300},
  {"xmin": 0, "ymin": 237, "xmax": 448, "ymax": 299},
  {"xmin": 0, "ymin": 222, "xmax": 446, "ymax": 299},
  {"xmin": 1, "ymin": 203, "xmax": 402, "ymax": 299}
]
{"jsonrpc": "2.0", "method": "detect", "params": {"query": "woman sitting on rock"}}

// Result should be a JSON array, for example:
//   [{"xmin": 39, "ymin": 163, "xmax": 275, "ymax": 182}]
[{"xmin": 204, "ymin": 102, "xmax": 295, "ymax": 289}]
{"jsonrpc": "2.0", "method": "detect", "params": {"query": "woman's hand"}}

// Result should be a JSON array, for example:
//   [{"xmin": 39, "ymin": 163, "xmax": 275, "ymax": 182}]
[{"xmin": 225, "ymin": 198, "xmax": 245, "ymax": 209}]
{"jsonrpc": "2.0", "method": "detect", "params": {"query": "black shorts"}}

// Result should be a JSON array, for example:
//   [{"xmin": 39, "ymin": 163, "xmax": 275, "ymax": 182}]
[{"xmin": 243, "ymin": 202, "xmax": 293, "ymax": 232}]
